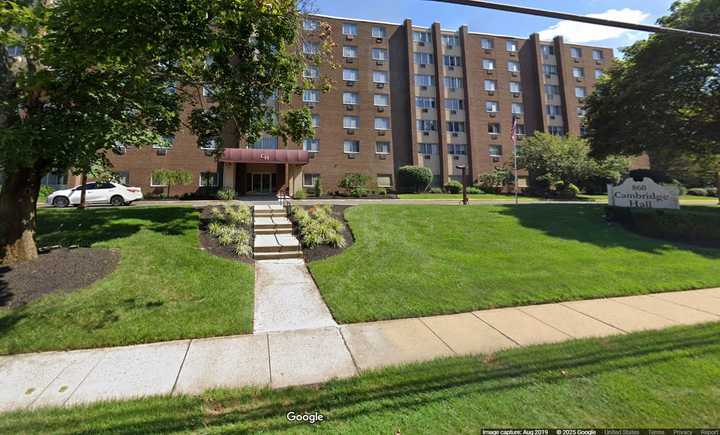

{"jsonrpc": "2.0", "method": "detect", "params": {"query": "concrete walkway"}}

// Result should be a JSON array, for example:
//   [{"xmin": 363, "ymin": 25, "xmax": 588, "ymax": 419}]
[{"xmin": 1, "ymin": 288, "xmax": 719, "ymax": 412}]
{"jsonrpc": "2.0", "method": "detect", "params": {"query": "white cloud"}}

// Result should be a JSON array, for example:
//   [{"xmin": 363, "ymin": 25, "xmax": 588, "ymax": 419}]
[{"xmin": 538, "ymin": 8, "xmax": 651, "ymax": 43}]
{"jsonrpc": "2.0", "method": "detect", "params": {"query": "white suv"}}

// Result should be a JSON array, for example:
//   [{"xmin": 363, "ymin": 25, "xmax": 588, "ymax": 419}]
[{"xmin": 47, "ymin": 182, "xmax": 144, "ymax": 208}]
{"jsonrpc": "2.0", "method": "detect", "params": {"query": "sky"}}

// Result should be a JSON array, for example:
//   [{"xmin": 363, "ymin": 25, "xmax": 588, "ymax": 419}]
[{"xmin": 310, "ymin": 0, "xmax": 677, "ymax": 55}]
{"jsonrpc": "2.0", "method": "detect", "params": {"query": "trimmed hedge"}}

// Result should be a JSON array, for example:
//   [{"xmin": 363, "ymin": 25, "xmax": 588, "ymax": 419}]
[{"xmin": 605, "ymin": 206, "xmax": 720, "ymax": 247}]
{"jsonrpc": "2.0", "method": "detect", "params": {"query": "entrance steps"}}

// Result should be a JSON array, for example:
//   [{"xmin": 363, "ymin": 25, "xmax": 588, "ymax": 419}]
[{"xmin": 253, "ymin": 205, "xmax": 302, "ymax": 260}]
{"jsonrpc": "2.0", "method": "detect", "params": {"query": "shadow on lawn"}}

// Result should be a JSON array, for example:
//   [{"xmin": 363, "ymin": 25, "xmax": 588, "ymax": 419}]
[
  {"xmin": 4, "ymin": 324, "xmax": 719, "ymax": 434},
  {"xmin": 36, "ymin": 206, "xmax": 198, "ymax": 248},
  {"xmin": 495, "ymin": 204, "xmax": 720, "ymax": 259}
]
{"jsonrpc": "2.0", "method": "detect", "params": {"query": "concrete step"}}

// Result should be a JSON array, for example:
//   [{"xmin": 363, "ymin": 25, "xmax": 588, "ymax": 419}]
[
  {"xmin": 254, "ymin": 217, "xmax": 292, "ymax": 230},
  {"xmin": 253, "ymin": 205, "xmax": 287, "ymax": 218},
  {"xmin": 254, "ymin": 251, "xmax": 304, "ymax": 260},
  {"xmin": 254, "ymin": 234, "xmax": 301, "ymax": 253},
  {"xmin": 255, "ymin": 228, "xmax": 293, "ymax": 235},
  {"xmin": 254, "ymin": 211, "xmax": 287, "ymax": 218}
]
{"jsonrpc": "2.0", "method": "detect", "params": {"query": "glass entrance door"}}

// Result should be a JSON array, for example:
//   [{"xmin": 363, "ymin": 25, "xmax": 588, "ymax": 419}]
[{"xmin": 247, "ymin": 173, "xmax": 275, "ymax": 194}]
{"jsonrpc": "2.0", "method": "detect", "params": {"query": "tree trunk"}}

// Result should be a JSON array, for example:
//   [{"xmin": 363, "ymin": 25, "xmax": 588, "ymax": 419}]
[
  {"xmin": 79, "ymin": 173, "xmax": 88, "ymax": 209},
  {"xmin": 716, "ymin": 171, "xmax": 720, "ymax": 206},
  {"xmin": 0, "ymin": 167, "xmax": 43, "ymax": 264}
]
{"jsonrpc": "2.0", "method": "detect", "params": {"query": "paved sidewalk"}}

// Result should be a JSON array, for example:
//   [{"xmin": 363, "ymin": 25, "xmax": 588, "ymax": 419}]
[{"xmin": 1, "ymin": 288, "xmax": 719, "ymax": 412}]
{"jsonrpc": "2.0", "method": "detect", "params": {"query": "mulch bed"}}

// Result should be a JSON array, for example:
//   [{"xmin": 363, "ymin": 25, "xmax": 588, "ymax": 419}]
[
  {"xmin": 297, "ymin": 205, "xmax": 355, "ymax": 263},
  {"xmin": 197, "ymin": 206, "xmax": 254, "ymax": 264},
  {"xmin": 0, "ymin": 248, "xmax": 120, "ymax": 309}
]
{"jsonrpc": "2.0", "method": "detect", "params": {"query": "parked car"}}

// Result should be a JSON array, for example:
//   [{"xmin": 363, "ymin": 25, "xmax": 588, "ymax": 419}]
[{"xmin": 47, "ymin": 182, "xmax": 143, "ymax": 208}]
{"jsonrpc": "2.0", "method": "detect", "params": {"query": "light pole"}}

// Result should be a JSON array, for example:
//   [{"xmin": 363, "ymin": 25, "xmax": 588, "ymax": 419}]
[{"xmin": 456, "ymin": 165, "xmax": 468, "ymax": 205}]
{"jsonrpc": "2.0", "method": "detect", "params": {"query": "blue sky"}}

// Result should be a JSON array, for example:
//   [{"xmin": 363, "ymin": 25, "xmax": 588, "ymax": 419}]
[{"xmin": 310, "ymin": 0, "xmax": 676, "ymax": 54}]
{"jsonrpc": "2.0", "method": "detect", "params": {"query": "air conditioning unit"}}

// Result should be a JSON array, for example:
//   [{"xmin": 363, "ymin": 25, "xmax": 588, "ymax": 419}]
[
  {"xmin": 418, "ymin": 41, "xmax": 425, "ymax": 47},
  {"xmin": 450, "ymin": 109, "xmax": 457, "ymax": 114},
  {"xmin": 375, "ymin": 37, "xmax": 383, "ymax": 43},
  {"xmin": 509, "ymin": 52, "xmax": 516, "ymax": 57},
  {"xmin": 377, "ymin": 106, "xmax": 385, "ymax": 112},
  {"xmin": 347, "ymin": 153, "xmax": 356, "ymax": 159},
  {"xmin": 545, "ymin": 74, "xmax": 552, "ymax": 79},
  {"xmin": 511, "ymin": 72, "xmax": 518, "ymax": 77},
  {"xmin": 346, "ymin": 35, "xmax": 354, "ymax": 41},
  {"xmin": 420, "ymin": 64, "xmax": 426, "ymax": 68},
  {"xmin": 452, "ymin": 132, "xmax": 459, "ymax": 137},
  {"xmin": 420, "ymin": 86, "xmax": 428, "ymax": 91},
  {"xmin": 346, "ymin": 105, "xmax": 354, "ymax": 111},
  {"xmin": 486, "ymin": 70, "xmax": 494, "ymax": 75},
  {"xmin": 156, "ymin": 148, "xmax": 168, "ymax": 156},
  {"xmin": 347, "ymin": 129, "xmax": 356, "ymax": 135},
  {"xmin": 449, "ymin": 66, "xmax": 455, "ymax": 71},
  {"xmin": 346, "ymin": 80, "xmax": 355, "ymax": 87},
  {"xmin": 490, "ymin": 133, "xmax": 499, "ymax": 140},
  {"xmin": 378, "ymin": 130, "xmax": 386, "ymax": 136},
  {"xmin": 346, "ymin": 57, "xmax": 354, "ymax": 64},
  {"xmin": 576, "ymin": 77, "xmax": 583, "ymax": 82},
  {"xmin": 574, "ymin": 58, "xmax": 580, "ymax": 63},
  {"xmin": 376, "ymin": 83, "xmax": 385, "ymax": 88},
  {"xmin": 448, "ymin": 45, "xmax": 454, "ymax": 50},
  {"xmin": 484, "ymin": 49, "xmax": 492, "ymax": 54},
  {"xmin": 424, "ymin": 155, "xmax": 431, "ymax": 159},
  {"xmin": 378, "ymin": 154, "xmax": 387, "ymax": 160},
  {"xmin": 492, "ymin": 157, "xmax": 501, "ymax": 163},
  {"xmin": 488, "ymin": 91, "xmax": 495, "ymax": 96},
  {"xmin": 423, "ymin": 131, "xmax": 430, "ymax": 136},
  {"xmin": 376, "ymin": 60, "xmax": 384, "ymax": 66},
  {"xmin": 512, "ymin": 93, "xmax": 520, "ymax": 98},
  {"xmin": 596, "ymin": 60, "xmax": 603, "ymax": 65},
  {"xmin": 309, "ymin": 152, "xmax": 317, "ymax": 159},
  {"xmin": 550, "ymin": 115, "xmax": 556, "ymax": 120},
  {"xmin": 422, "ymin": 108, "xmax": 429, "ymax": 113},
  {"xmin": 489, "ymin": 113, "xmax": 497, "ymax": 118},
  {"xmin": 306, "ymin": 103, "xmax": 315, "ymax": 109},
  {"xmin": 453, "ymin": 156, "xmax": 459, "ymax": 160}
]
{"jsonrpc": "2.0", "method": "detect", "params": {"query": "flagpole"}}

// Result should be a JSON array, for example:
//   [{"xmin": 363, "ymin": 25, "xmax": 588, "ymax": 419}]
[{"xmin": 512, "ymin": 116, "xmax": 519, "ymax": 206}]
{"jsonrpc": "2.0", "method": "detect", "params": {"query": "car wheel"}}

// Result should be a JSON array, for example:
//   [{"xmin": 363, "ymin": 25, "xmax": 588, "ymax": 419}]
[
  {"xmin": 110, "ymin": 195, "xmax": 125, "ymax": 206},
  {"xmin": 53, "ymin": 197, "xmax": 70, "ymax": 208}
]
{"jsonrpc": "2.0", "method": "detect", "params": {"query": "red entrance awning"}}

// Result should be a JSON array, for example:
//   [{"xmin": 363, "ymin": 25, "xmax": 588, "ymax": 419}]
[{"xmin": 219, "ymin": 148, "xmax": 310, "ymax": 165}]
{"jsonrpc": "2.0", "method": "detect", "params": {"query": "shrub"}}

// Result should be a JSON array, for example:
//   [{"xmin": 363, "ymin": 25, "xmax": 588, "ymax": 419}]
[
  {"xmin": 398, "ymin": 166, "xmax": 433, "ymax": 193},
  {"xmin": 226, "ymin": 205, "xmax": 251, "ymax": 226},
  {"xmin": 429, "ymin": 187, "xmax": 442, "ymax": 194},
  {"xmin": 314, "ymin": 177, "xmax": 323, "ymax": 198},
  {"xmin": 209, "ymin": 207, "xmax": 226, "ymax": 223},
  {"xmin": 294, "ymin": 189, "xmax": 307, "ymax": 199},
  {"xmin": 339, "ymin": 173, "xmax": 370, "ymax": 197},
  {"xmin": 290, "ymin": 205, "xmax": 346, "ymax": 249},
  {"xmin": 38, "ymin": 185, "xmax": 55, "ymax": 202},
  {"xmin": 217, "ymin": 188, "xmax": 235, "ymax": 201},
  {"xmin": 687, "ymin": 188, "xmax": 709, "ymax": 196},
  {"xmin": 444, "ymin": 180, "xmax": 463, "ymax": 194},
  {"xmin": 477, "ymin": 168, "xmax": 513, "ymax": 194},
  {"xmin": 207, "ymin": 221, "xmax": 224, "ymax": 237},
  {"xmin": 466, "ymin": 186, "xmax": 482, "ymax": 194},
  {"xmin": 555, "ymin": 182, "xmax": 581, "ymax": 199},
  {"xmin": 707, "ymin": 187, "xmax": 718, "ymax": 197},
  {"xmin": 605, "ymin": 206, "xmax": 720, "ymax": 246}
]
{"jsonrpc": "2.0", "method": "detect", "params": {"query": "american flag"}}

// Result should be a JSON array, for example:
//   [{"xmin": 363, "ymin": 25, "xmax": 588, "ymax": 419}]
[{"xmin": 511, "ymin": 116, "xmax": 518, "ymax": 147}]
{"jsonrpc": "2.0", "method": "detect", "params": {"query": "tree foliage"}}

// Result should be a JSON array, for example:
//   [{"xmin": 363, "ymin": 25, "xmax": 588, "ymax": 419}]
[
  {"xmin": 398, "ymin": 166, "xmax": 433, "ymax": 193},
  {"xmin": 585, "ymin": 0, "xmax": 720, "ymax": 159},
  {"xmin": 151, "ymin": 169, "xmax": 193, "ymax": 198}
]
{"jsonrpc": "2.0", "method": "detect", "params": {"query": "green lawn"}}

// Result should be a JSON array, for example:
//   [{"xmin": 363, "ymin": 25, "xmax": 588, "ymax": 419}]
[
  {"xmin": 309, "ymin": 204, "xmax": 720, "ymax": 323},
  {"xmin": 2, "ymin": 322, "xmax": 719, "ymax": 433},
  {"xmin": 0, "ymin": 207, "xmax": 254, "ymax": 355},
  {"xmin": 398, "ymin": 193, "xmax": 537, "ymax": 201}
]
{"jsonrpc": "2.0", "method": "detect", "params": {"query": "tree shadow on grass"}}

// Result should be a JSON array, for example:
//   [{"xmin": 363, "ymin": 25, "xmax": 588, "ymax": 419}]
[
  {"xmin": 0, "ymin": 266, "xmax": 11, "ymax": 307},
  {"xmin": 494, "ymin": 204, "xmax": 720, "ymax": 259},
  {"xmin": 36, "ymin": 206, "xmax": 198, "ymax": 248},
  {"xmin": 3, "ymin": 324, "xmax": 718, "ymax": 434}
]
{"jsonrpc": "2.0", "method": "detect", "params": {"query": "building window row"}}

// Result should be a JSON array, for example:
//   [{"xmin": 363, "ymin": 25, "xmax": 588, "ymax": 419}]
[
  {"xmin": 448, "ymin": 144, "xmax": 467, "ymax": 155},
  {"xmin": 339, "ymin": 69, "xmax": 389, "ymax": 84},
  {"xmin": 482, "ymin": 59, "xmax": 520, "ymax": 72},
  {"xmin": 339, "ymin": 93, "xmax": 389, "ymax": 106},
  {"xmin": 442, "ymin": 34, "xmax": 460, "ymax": 48},
  {"xmin": 484, "ymin": 80, "xmax": 523, "ymax": 93},
  {"xmin": 342, "ymin": 116, "xmax": 391, "ymax": 130},
  {"xmin": 342, "ymin": 46, "xmax": 389, "ymax": 61},
  {"xmin": 486, "ymin": 101, "xmax": 524, "ymax": 114}
]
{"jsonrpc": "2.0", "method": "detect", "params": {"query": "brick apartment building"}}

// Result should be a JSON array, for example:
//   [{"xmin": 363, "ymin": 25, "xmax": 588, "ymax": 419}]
[{"xmin": 94, "ymin": 14, "xmax": 629, "ymax": 197}]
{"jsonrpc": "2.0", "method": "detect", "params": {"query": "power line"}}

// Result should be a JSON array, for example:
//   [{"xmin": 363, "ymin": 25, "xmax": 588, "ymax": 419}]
[{"xmin": 428, "ymin": 0, "xmax": 720, "ymax": 41}]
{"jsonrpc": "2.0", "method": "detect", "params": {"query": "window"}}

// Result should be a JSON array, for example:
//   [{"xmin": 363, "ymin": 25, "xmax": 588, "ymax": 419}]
[
  {"xmin": 343, "ymin": 91, "xmax": 359, "ymax": 105},
  {"xmin": 576, "ymin": 107, "xmax": 587, "ymax": 118},
  {"xmin": 342, "ymin": 23, "xmax": 358, "ymax": 36},
  {"xmin": 377, "ymin": 175, "xmax": 393, "ymax": 188},
  {"xmin": 303, "ymin": 173, "xmax": 320, "ymax": 187},
  {"xmin": 419, "ymin": 143, "xmax": 438, "ymax": 154},
  {"xmin": 445, "ymin": 99, "xmax": 464, "ymax": 111},
  {"xmin": 153, "ymin": 136, "xmax": 174, "ymax": 149},
  {"xmin": 592, "ymin": 49, "xmax": 604, "ymax": 60},
  {"xmin": 549, "ymin": 126, "xmax": 565, "ymax": 136},
  {"xmin": 444, "ymin": 76, "xmax": 463, "ymax": 90},
  {"xmin": 311, "ymin": 114, "xmax": 320, "ymax": 127},
  {"xmin": 199, "ymin": 172, "xmax": 218, "ymax": 187},
  {"xmin": 545, "ymin": 84, "xmax": 561, "ymax": 97},
  {"xmin": 7, "ymin": 45, "xmax": 23, "ymax": 57},
  {"xmin": 202, "ymin": 86, "xmax": 214, "ymax": 97},
  {"xmin": 541, "ymin": 45, "xmax": 554, "ymax": 57},
  {"xmin": 374, "ymin": 94, "xmax": 389, "ymax": 107},
  {"xmin": 343, "ymin": 68, "xmax": 359, "ymax": 82},
  {"xmin": 201, "ymin": 138, "xmax": 218, "ymax": 150},
  {"xmin": 373, "ymin": 70, "xmax": 388, "ymax": 83},
  {"xmin": 303, "ymin": 19, "xmax": 319, "ymax": 31},
  {"xmin": 575, "ymin": 86, "xmax": 586, "ymax": 98},
  {"xmin": 486, "ymin": 101, "xmax": 499, "ymax": 113},
  {"xmin": 416, "ymin": 120, "xmax": 437, "ymax": 131},
  {"xmin": 343, "ymin": 46, "xmax": 358, "ymax": 58},
  {"xmin": 516, "ymin": 124, "xmax": 526, "ymax": 135},
  {"xmin": 343, "ymin": 116, "xmax": 359, "ymax": 129},
  {"xmin": 375, "ymin": 117, "xmax": 390, "ymax": 130},
  {"xmin": 571, "ymin": 47, "xmax": 582, "ymax": 58},
  {"xmin": 372, "ymin": 48, "xmax": 388, "ymax": 61},
  {"xmin": 481, "ymin": 38, "xmax": 494, "ymax": 49},
  {"xmin": 303, "ymin": 89, "xmax": 319, "ymax": 103},
  {"xmin": 251, "ymin": 136, "xmax": 278, "ymax": 149},
  {"xmin": 511, "ymin": 103, "xmax": 524, "ymax": 115},
  {"xmin": 115, "ymin": 171, "xmax": 130, "ymax": 186},
  {"xmin": 344, "ymin": 140, "xmax": 360, "ymax": 153},
  {"xmin": 415, "ymin": 74, "xmax": 435, "ymax": 87},
  {"xmin": 413, "ymin": 31, "xmax": 432, "ymax": 43},
  {"xmin": 414, "ymin": 52, "xmax": 434, "ymax": 65},
  {"xmin": 509, "ymin": 81, "xmax": 522, "ymax": 93},
  {"xmin": 546, "ymin": 105, "xmax": 562, "ymax": 116},
  {"xmin": 372, "ymin": 26, "xmax": 387, "ymax": 38},
  {"xmin": 482, "ymin": 59, "xmax": 495, "ymax": 70},
  {"xmin": 595, "ymin": 68, "xmax": 603, "ymax": 79},
  {"xmin": 580, "ymin": 126, "xmax": 589, "ymax": 137},
  {"xmin": 150, "ymin": 174, "xmax": 167, "ymax": 187},
  {"xmin": 416, "ymin": 96, "xmax": 436, "ymax": 109},
  {"xmin": 506, "ymin": 40, "xmax": 518, "ymax": 52},
  {"xmin": 508, "ymin": 61, "xmax": 520, "ymax": 73},
  {"xmin": 303, "ymin": 138, "xmax": 320, "ymax": 152},
  {"xmin": 442, "ymin": 34, "xmax": 460, "ymax": 47},
  {"xmin": 488, "ymin": 123, "xmax": 501, "ymax": 134},
  {"xmin": 376, "ymin": 142, "xmax": 391, "ymax": 154},
  {"xmin": 489, "ymin": 145, "xmax": 503, "ymax": 157},
  {"xmin": 448, "ymin": 144, "xmax": 467, "ymax": 155},
  {"xmin": 484, "ymin": 79, "xmax": 497, "ymax": 92},
  {"xmin": 444, "ymin": 55, "xmax": 463, "ymax": 67},
  {"xmin": 303, "ymin": 41, "xmax": 319, "ymax": 55},
  {"xmin": 543, "ymin": 64, "xmax": 558, "ymax": 75},
  {"xmin": 572, "ymin": 67, "xmax": 585, "ymax": 78},
  {"xmin": 303, "ymin": 66, "xmax": 319, "ymax": 79},
  {"xmin": 446, "ymin": 121, "xmax": 465, "ymax": 133}
]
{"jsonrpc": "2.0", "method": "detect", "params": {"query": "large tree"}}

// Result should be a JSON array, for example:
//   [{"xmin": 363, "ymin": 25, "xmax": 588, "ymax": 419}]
[
  {"xmin": 0, "ymin": 0, "xmax": 318, "ymax": 264},
  {"xmin": 585, "ymin": 0, "xmax": 720, "ymax": 179}
]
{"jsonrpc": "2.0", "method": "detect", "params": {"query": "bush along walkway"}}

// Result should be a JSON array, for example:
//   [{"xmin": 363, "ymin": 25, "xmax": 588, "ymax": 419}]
[
  {"xmin": 252, "ymin": 205, "xmax": 337, "ymax": 333},
  {"xmin": 0, "ymin": 288, "xmax": 719, "ymax": 413}
]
